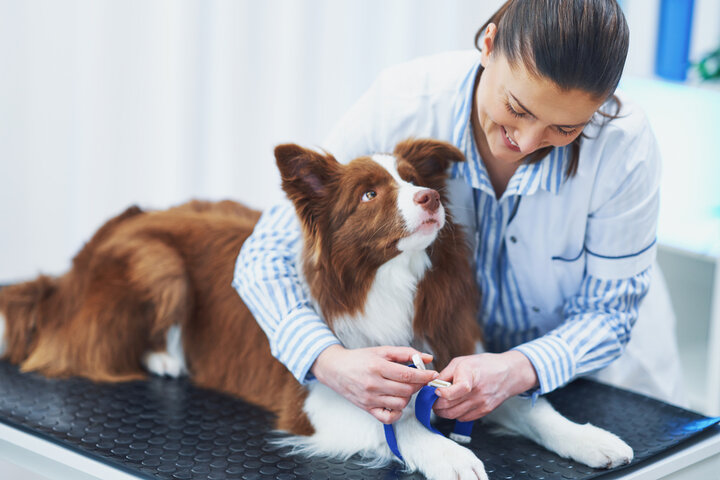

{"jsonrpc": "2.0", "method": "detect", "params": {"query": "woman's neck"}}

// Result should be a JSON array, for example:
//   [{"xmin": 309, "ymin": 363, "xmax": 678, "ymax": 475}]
[{"xmin": 471, "ymin": 95, "xmax": 520, "ymax": 200}]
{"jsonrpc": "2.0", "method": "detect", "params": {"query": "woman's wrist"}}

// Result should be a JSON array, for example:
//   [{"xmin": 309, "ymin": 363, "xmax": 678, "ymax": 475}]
[
  {"xmin": 310, "ymin": 344, "xmax": 345, "ymax": 383},
  {"xmin": 501, "ymin": 350, "xmax": 539, "ymax": 395}
]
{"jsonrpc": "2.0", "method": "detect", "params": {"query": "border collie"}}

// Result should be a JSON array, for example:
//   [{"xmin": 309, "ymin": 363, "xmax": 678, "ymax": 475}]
[{"xmin": 0, "ymin": 139, "xmax": 632, "ymax": 479}]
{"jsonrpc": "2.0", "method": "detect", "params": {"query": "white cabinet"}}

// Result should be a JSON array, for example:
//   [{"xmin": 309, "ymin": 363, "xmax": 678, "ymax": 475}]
[{"xmin": 621, "ymin": 76, "xmax": 720, "ymax": 416}]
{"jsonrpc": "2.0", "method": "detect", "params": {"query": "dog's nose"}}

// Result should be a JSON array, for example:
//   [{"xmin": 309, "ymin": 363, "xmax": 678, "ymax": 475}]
[{"xmin": 413, "ymin": 189, "xmax": 440, "ymax": 213}]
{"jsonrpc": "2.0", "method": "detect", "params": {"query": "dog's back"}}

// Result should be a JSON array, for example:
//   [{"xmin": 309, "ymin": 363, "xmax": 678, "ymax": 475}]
[{"xmin": 0, "ymin": 200, "xmax": 314, "ymax": 431}]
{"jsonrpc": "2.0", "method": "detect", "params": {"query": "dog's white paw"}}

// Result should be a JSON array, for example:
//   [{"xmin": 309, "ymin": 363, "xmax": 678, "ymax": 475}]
[
  {"xmin": 143, "ymin": 351, "xmax": 185, "ymax": 378},
  {"xmin": 416, "ymin": 441, "xmax": 488, "ymax": 480},
  {"xmin": 564, "ymin": 423, "xmax": 633, "ymax": 469}
]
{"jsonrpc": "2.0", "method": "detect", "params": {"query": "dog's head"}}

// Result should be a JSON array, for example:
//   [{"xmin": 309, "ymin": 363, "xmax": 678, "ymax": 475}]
[
  {"xmin": 275, "ymin": 138, "xmax": 465, "ymax": 317},
  {"xmin": 0, "ymin": 276, "xmax": 58, "ymax": 363},
  {"xmin": 275, "ymin": 138, "xmax": 464, "ymax": 260}
]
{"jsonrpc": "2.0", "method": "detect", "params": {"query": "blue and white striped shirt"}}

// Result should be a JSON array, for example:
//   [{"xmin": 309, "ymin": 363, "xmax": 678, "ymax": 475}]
[
  {"xmin": 232, "ymin": 205, "xmax": 340, "ymax": 382},
  {"xmin": 233, "ymin": 51, "xmax": 656, "ymax": 395},
  {"xmin": 445, "ymin": 60, "xmax": 651, "ymax": 394}
]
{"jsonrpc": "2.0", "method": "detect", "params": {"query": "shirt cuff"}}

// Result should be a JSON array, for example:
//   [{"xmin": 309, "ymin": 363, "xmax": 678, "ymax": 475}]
[
  {"xmin": 513, "ymin": 335, "xmax": 575, "ymax": 395},
  {"xmin": 272, "ymin": 306, "xmax": 342, "ymax": 384}
]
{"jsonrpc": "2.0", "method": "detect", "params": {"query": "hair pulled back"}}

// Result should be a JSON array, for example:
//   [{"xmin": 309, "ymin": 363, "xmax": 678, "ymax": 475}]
[{"xmin": 475, "ymin": 0, "xmax": 629, "ymax": 175}]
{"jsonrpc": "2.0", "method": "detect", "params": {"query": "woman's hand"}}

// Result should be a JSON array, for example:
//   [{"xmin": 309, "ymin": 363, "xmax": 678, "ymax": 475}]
[
  {"xmin": 311, "ymin": 344, "xmax": 439, "ymax": 424},
  {"xmin": 433, "ymin": 351, "xmax": 539, "ymax": 422}
]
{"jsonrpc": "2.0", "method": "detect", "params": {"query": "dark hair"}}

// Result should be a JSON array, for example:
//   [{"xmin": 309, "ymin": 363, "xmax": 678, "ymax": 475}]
[{"xmin": 474, "ymin": 0, "xmax": 629, "ymax": 176}]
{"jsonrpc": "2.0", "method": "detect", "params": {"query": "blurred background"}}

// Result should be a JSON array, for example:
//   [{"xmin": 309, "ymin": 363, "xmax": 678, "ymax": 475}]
[{"xmin": 0, "ymin": 1, "xmax": 718, "ymax": 412}]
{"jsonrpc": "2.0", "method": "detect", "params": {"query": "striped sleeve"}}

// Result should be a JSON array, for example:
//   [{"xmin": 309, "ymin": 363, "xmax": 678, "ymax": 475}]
[
  {"xmin": 513, "ymin": 268, "xmax": 651, "ymax": 394},
  {"xmin": 232, "ymin": 202, "xmax": 341, "ymax": 383}
]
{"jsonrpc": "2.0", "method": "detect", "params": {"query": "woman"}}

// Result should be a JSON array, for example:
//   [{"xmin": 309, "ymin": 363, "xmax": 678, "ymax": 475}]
[{"xmin": 233, "ymin": 0, "xmax": 684, "ymax": 425}]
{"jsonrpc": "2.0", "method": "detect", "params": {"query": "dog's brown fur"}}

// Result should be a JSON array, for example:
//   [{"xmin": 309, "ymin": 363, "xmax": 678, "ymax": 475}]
[
  {"xmin": 0, "ymin": 200, "xmax": 312, "ymax": 433},
  {"xmin": 0, "ymin": 139, "xmax": 480, "ymax": 437}
]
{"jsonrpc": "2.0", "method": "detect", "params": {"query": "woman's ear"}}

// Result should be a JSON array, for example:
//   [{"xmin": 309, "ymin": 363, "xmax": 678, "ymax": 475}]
[{"xmin": 479, "ymin": 22, "xmax": 498, "ymax": 66}]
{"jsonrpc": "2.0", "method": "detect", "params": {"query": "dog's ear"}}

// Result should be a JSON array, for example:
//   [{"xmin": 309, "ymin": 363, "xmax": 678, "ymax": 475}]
[
  {"xmin": 394, "ymin": 138, "xmax": 465, "ymax": 185},
  {"xmin": 275, "ymin": 143, "xmax": 341, "ymax": 224},
  {"xmin": 275, "ymin": 144, "xmax": 340, "ymax": 196}
]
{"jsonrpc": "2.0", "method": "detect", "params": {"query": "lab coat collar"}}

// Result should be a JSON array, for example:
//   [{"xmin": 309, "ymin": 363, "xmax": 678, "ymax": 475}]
[{"xmin": 450, "ymin": 59, "xmax": 569, "ymax": 197}]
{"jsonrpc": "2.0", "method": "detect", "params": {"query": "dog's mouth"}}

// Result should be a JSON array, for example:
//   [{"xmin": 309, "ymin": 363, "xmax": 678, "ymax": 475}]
[
  {"xmin": 413, "ymin": 218, "xmax": 441, "ymax": 235},
  {"xmin": 396, "ymin": 204, "xmax": 445, "ymax": 252}
]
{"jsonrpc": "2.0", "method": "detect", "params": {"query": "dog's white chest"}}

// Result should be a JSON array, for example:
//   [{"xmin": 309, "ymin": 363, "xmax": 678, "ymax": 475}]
[{"xmin": 331, "ymin": 250, "xmax": 431, "ymax": 348}]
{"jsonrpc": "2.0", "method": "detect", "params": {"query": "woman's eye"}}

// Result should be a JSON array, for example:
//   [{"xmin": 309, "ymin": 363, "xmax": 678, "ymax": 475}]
[
  {"xmin": 505, "ymin": 101, "xmax": 525, "ymax": 119},
  {"xmin": 556, "ymin": 127, "xmax": 577, "ymax": 137},
  {"xmin": 362, "ymin": 191, "xmax": 377, "ymax": 202}
]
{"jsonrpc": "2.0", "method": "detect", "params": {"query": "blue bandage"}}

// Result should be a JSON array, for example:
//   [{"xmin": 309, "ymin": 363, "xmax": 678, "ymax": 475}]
[{"xmin": 383, "ymin": 381, "xmax": 475, "ymax": 462}]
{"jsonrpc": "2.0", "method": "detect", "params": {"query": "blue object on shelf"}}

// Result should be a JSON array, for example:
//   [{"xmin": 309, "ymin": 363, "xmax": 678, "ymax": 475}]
[{"xmin": 655, "ymin": 0, "xmax": 695, "ymax": 81}]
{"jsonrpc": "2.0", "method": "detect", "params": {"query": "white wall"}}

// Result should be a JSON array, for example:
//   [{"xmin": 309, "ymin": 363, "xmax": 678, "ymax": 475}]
[
  {"xmin": 0, "ymin": 0, "xmax": 504, "ymax": 282},
  {"xmin": 0, "ymin": 0, "xmax": 718, "ymax": 283}
]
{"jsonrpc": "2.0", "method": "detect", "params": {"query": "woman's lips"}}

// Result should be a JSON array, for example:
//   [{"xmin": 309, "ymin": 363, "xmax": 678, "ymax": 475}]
[{"xmin": 501, "ymin": 126, "xmax": 521, "ymax": 152}]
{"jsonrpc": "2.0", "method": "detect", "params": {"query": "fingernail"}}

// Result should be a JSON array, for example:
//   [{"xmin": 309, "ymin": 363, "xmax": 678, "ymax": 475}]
[{"xmin": 432, "ymin": 372, "xmax": 439, "ymax": 379}]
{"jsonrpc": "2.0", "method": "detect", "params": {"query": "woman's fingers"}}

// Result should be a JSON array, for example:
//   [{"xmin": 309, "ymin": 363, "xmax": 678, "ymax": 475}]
[
  {"xmin": 435, "ymin": 359, "xmax": 473, "ymax": 401},
  {"xmin": 434, "ymin": 397, "xmax": 491, "ymax": 421},
  {"xmin": 435, "ymin": 379, "xmax": 472, "ymax": 401},
  {"xmin": 437, "ymin": 356, "xmax": 463, "ymax": 382},
  {"xmin": 380, "ymin": 346, "xmax": 433, "ymax": 365},
  {"xmin": 369, "ymin": 406, "xmax": 403, "ymax": 424},
  {"xmin": 377, "ymin": 393, "xmax": 411, "ymax": 412},
  {"xmin": 433, "ymin": 391, "xmax": 467, "ymax": 411},
  {"xmin": 381, "ymin": 361, "xmax": 438, "ymax": 385},
  {"xmin": 368, "ymin": 378, "xmax": 417, "ymax": 397}
]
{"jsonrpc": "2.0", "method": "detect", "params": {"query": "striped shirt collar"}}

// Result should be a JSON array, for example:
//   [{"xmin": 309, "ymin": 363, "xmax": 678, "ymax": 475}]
[{"xmin": 450, "ymin": 58, "xmax": 569, "ymax": 197}]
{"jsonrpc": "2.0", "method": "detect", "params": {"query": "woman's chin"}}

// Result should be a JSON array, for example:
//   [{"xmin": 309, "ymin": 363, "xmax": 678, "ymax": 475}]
[{"xmin": 489, "ymin": 142, "xmax": 522, "ymax": 164}]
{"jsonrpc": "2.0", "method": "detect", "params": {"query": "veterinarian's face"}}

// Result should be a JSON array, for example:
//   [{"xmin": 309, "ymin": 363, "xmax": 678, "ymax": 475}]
[{"xmin": 475, "ymin": 24, "xmax": 604, "ymax": 165}]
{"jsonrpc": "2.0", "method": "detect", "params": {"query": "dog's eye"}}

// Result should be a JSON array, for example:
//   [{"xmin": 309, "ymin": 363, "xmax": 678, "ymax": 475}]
[{"xmin": 361, "ymin": 191, "xmax": 377, "ymax": 202}]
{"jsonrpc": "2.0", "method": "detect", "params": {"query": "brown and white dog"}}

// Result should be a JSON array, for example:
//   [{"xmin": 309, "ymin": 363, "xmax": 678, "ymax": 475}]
[{"xmin": 0, "ymin": 139, "xmax": 632, "ymax": 479}]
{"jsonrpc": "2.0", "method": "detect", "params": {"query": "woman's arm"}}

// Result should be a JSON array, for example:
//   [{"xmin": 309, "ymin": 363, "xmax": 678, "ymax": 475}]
[
  {"xmin": 433, "ymin": 269, "xmax": 651, "ymax": 421},
  {"xmin": 233, "ymin": 202, "xmax": 438, "ymax": 423},
  {"xmin": 514, "ymin": 270, "xmax": 651, "ymax": 393},
  {"xmin": 232, "ymin": 202, "xmax": 341, "ymax": 382}
]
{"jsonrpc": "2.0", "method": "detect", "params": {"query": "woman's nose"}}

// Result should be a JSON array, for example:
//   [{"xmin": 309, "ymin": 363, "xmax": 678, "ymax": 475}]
[{"xmin": 515, "ymin": 125, "xmax": 545, "ymax": 153}]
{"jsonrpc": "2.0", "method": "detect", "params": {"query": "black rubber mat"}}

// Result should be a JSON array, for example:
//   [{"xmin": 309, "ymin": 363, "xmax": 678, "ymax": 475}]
[{"xmin": 0, "ymin": 359, "xmax": 717, "ymax": 480}]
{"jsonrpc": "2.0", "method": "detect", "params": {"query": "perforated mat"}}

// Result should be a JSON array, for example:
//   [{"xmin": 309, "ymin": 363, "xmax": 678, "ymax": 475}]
[{"xmin": 0, "ymin": 360, "xmax": 717, "ymax": 480}]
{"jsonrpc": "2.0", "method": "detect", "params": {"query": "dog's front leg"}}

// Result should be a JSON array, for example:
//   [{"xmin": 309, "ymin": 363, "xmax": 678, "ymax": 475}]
[
  {"xmin": 487, "ymin": 396, "xmax": 633, "ymax": 468},
  {"xmin": 394, "ymin": 398, "xmax": 487, "ymax": 480},
  {"xmin": 142, "ymin": 325, "xmax": 187, "ymax": 378},
  {"xmin": 302, "ymin": 385, "xmax": 486, "ymax": 479}
]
